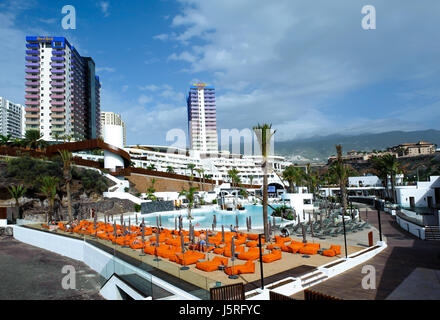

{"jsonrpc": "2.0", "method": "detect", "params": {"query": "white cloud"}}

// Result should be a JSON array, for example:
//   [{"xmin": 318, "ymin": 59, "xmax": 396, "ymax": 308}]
[
  {"xmin": 158, "ymin": 0, "xmax": 440, "ymax": 141},
  {"xmin": 137, "ymin": 95, "xmax": 153, "ymax": 105},
  {"xmin": 99, "ymin": 1, "xmax": 110, "ymax": 17},
  {"xmin": 153, "ymin": 34, "xmax": 169, "ymax": 41}
]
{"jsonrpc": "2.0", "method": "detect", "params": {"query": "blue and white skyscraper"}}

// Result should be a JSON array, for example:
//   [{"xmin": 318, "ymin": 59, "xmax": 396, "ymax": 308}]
[{"xmin": 187, "ymin": 82, "xmax": 218, "ymax": 153}]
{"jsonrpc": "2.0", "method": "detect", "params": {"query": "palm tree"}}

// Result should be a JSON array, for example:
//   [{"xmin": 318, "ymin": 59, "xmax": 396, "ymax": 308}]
[
  {"xmin": 227, "ymin": 168, "xmax": 241, "ymax": 188},
  {"xmin": 146, "ymin": 178, "xmax": 157, "ymax": 200},
  {"xmin": 195, "ymin": 168, "xmax": 206, "ymax": 192},
  {"xmin": 24, "ymin": 129, "xmax": 42, "ymax": 150},
  {"xmin": 147, "ymin": 163, "xmax": 156, "ymax": 171},
  {"xmin": 166, "ymin": 166, "xmax": 175, "ymax": 174},
  {"xmin": 54, "ymin": 133, "xmax": 60, "ymax": 143},
  {"xmin": 379, "ymin": 154, "xmax": 401, "ymax": 203},
  {"xmin": 58, "ymin": 150, "xmax": 73, "ymax": 222},
  {"xmin": 40, "ymin": 176, "xmax": 58, "ymax": 223},
  {"xmin": 282, "ymin": 165, "xmax": 305, "ymax": 193},
  {"xmin": 7, "ymin": 185, "xmax": 27, "ymax": 219},
  {"xmin": 334, "ymin": 145, "xmax": 349, "ymax": 215},
  {"xmin": 249, "ymin": 175, "xmax": 254, "ymax": 187},
  {"xmin": 0, "ymin": 134, "xmax": 11, "ymax": 146},
  {"xmin": 253, "ymin": 123, "xmax": 276, "ymax": 240},
  {"xmin": 179, "ymin": 186, "xmax": 198, "ymax": 220},
  {"xmin": 187, "ymin": 163, "xmax": 196, "ymax": 179}
]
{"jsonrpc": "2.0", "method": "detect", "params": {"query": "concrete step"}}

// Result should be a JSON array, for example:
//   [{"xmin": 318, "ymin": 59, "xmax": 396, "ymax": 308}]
[{"xmin": 302, "ymin": 275, "xmax": 328, "ymax": 288}]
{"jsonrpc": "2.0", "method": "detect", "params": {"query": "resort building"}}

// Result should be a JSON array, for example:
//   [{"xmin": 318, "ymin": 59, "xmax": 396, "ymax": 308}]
[
  {"xmin": 0, "ymin": 97, "xmax": 25, "ymax": 138},
  {"xmin": 327, "ymin": 150, "xmax": 397, "ymax": 165},
  {"xmin": 100, "ymin": 111, "xmax": 126, "ymax": 146},
  {"xmin": 389, "ymin": 141, "xmax": 436, "ymax": 157},
  {"xmin": 24, "ymin": 36, "xmax": 101, "ymax": 141},
  {"xmin": 187, "ymin": 82, "xmax": 218, "ymax": 153},
  {"xmin": 395, "ymin": 176, "xmax": 440, "ymax": 208}
]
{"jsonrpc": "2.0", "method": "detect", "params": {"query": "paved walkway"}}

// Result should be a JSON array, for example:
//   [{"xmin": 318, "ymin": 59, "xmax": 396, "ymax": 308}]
[
  {"xmin": 291, "ymin": 207, "xmax": 440, "ymax": 300},
  {"xmin": 0, "ymin": 236, "xmax": 105, "ymax": 300}
]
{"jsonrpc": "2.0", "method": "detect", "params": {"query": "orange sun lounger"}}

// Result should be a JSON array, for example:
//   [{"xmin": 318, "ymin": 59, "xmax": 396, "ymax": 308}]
[
  {"xmin": 238, "ymin": 247, "xmax": 263, "ymax": 260},
  {"xmin": 224, "ymin": 245, "xmax": 245, "ymax": 257},
  {"xmin": 322, "ymin": 245, "xmax": 341, "ymax": 257},
  {"xmin": 174, "ymin": 250, "xmax": 205, "ymax": 265},
  {"xmin": 225, "ymin": 260, "xmax": 255, "ymax": 275},
  {"xmin": 196, "ymin": 256, "xmax": 228, "ymax": 272},
  {"xmin": 262, "ymin": 249, "xmax": 282, "ymax": 263}
]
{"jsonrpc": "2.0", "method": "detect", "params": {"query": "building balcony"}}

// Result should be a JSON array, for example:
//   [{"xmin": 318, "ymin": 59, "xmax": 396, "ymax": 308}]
[
  {"xmin": 50, "ymin": 69, "xmax": 65, "ymax": 74},
  {"xmin": 25, "ymin": 63, "xmax": 40, "ymax": 67},
  {"xmin": 50, "ymin": 107, "xmax": 65, "ymax": 112},
  {"xmin": 50, "ymin": 81, "xmax": 65, "ymax": 87},
  {"xmin": 26, "ymin": 43, "xmax": 39, "ymax": 48},
  {"xmin": 25, "ymin": 94, "xmax": 39, "ymax": 99},
  {"xmin": 51, "ymin": 114, "xmax": 66, "ymax": 119},
  {"xmin": 25, "ymin": 75, "xmax": 40, "ymax": 80},
  {"xmin": 25, "ymin": 120, "xmax": 40, "ymax": 125},
  {"xmin": 50, "ymin": 75, "xmax": 65, "ymax": 81},
  {"xmin": 25, "ymin": 81, "xmax": 39, "ymax": 86},
  {"xmin": 25, "ymin": 88, "xmax": 39, "ymax": 93},
  {"xmin": 25, "ymin": 107, "xmax": 40, "ymax": 112},
  {"xmin": 50, "ymin": 88, "xmax": 65, "ymax": 93},
  {"xmin": 50, "ymin": 63, "xmax": 65, "ymax": 68},
  {"xmin": 51, "ymin": 127, "xmax": 65, "ymax": 132},
  {"xmin": 25, "ymin": 69, "xmax": 40, "ymax": 74},
  {"xmin": 26, "ymin": 50, "xmax": 40, "ymax": 55},
  {"xmin": 25, "ymin": 114, "xmax": 40, "ymax": 118},
  {"xmin": 25, "ymin": 101, "xmax": 39, "ymax": 106},
  {"xmin": 50, "ymin": 101, "xmax": 65, "ymax": 106},
  {"xmin": 51, "ymin": 57, "xmax": 65, "ymax": 61},
  {"xmin": 52, "ymin": 50, "xmax": 65, "ymax": 55},
  {"xmin": 25, "ymin": 56, "xmax": 40, "ymax": 61},
  {"xmin": 50, "ymin": 95, "xmax": 65, "ymax": 99}
]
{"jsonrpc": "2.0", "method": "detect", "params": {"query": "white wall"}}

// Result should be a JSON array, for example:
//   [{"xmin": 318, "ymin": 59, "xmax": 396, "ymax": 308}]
[
  {"xmin": 103, "ymin": 125, "xmax": 124, "ymax": 170},
  {"xmin": 285, "ymin": 193, "xmax": 314, "ymax": 217},
  {"xmin": 349, "ymin": 176, "xmax": 381, "ymax": 187},
  {"xmin": 396, "ymin": 176, "xmax": 440, "ymax": 208}
]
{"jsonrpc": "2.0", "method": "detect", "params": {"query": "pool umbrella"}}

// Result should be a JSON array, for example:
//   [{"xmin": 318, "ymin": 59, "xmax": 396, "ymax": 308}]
[
  {"xmin": 212, "ymin": 223, "xmax": 215, "ymax": 232},
  {"xmin": 135, "ymin": 214, "xmax": 138, "ymax": 225},
  {"xmin": 206, "ymin": 230, "xmax": 210, "ymax": 247},
  {"xmin": 221, "ymin": 225, "xmax": 225, "ymax": 243},
  {"xmin": 128, "ymin": 217, "xmax": 131, "ymax": 234},
  {"xmin": 120, "ymin": 214, "xmax": 123, "ymax": 227},
  {"xmin": 268, "ymin": 220, "xmax": 272, "ymax": 237},
  {"xmin": 301, "ymin": 224, "xmax": 307, "ymax": 243},
  {"xmin": 273, "ymin": 216, "xmax": 276, "ymax": 235},
  {"xmin": 310, "ymin": 221, "xmax": 314, "ymax": 238},
  {"xmin": 174, "ymin": 217, "xmax": 177, "ymax": 231},
  {"xmin": 228, "ymin": 237, "xmax": 238, "ymax": 279},
  {"xmin": 308, "ymin": 212, "xmax": 311, "ymax": 223},
  {"xmin": 249, "ymin": 216, "xmax": 252, "ymax": 230},
  {"xmin": 235, "ymin": 215, "xmax": 239, "ymax": 230},
  {"xmin": 246, "ymin": 217, "xmax": 249, "ymax": 232},
  {"xmin": 180, "ymin": 232, "xmax": 189, "ymax": 270},
  {"xmin": 111, "ymin": 214, "xmax": 113, "ymax": 222},
  {"xmin": 303, "ymin": 210, "xmax": 305, "ymax": 220},
  {"xmin": 140, "ymin": 223, "xmax": 146, "ymax": 256},
  {"xmin": 113, "ymin": 221, "xmax": 117, "ymax": 239},
  {"xmin": 93, "ymin": 212, "xmax": 97, "ymax": 229},
  {"xmin": 156, "ymin": 215, "xmax": 159, "ymax": 230},
  {"xmin": 179, "ymin": 215, "xmax": 183, "ymax": 232},
  {"xmin": 320, "ymin": 211, "xmax": 323, "ymax": 228},
  {"xmin": 159, "ymin": 214, "xmax": 162, "ymax": 227},
  {"xmin": 213, "ymin": 214, "xmax": 217, "ymax": 229}
]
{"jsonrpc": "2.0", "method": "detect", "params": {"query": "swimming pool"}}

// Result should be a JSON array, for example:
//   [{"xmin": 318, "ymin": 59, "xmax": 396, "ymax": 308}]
[{"xmin": 126, "ymin": 205, "xmax": 287, "ymax": 230}]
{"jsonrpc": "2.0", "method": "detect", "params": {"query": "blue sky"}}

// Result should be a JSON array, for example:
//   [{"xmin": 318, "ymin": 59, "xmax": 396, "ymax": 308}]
[{"xmin": 1, "ymin": 0, "xmax": 439, "ymax": 146}]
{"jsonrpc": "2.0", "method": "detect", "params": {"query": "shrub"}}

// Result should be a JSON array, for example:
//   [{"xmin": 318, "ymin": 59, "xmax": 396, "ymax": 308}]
[
  {"xmin": 134, "ymin": 204, "xmax": 141, "ymax": 212},
  {"xmin": 212, "ymin": 199, "xmax": 217, "ymax": 204}
]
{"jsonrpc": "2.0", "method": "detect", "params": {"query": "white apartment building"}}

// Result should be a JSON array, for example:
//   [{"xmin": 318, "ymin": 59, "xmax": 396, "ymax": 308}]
[
  {"xmin": 100, "ymin": 111, "xmax": 126, "ymax": 145},
  {"xmin": 0, "ymin": 97, "xmax": 25, "ymax": 138}
]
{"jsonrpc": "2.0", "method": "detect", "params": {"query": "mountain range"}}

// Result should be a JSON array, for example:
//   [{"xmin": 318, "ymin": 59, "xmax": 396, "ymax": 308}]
[{"xmin": 274, "ymin": 129, "xmax": 440, "ymax": 163}]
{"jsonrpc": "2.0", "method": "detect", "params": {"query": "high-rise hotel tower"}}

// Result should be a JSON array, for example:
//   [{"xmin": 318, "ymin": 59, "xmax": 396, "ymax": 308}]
[
  {"xmin": 187, "ymin": 82, "xmax": 218, "ymax": 153},
  {"xmin": 25, "ymin": 36, "xmax": 101, "ymax": 141}
]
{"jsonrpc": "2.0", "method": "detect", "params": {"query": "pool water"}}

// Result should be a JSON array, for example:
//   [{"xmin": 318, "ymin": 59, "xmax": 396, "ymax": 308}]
[{"xmin": 131, "ymin": 205, "xmax": 285, "ymax": 230}]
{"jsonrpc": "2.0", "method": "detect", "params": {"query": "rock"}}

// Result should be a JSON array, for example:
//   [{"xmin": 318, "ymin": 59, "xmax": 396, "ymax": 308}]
[{"xmin": 5, "ymin": 226, "xmax": 13, "ymax": 236}]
